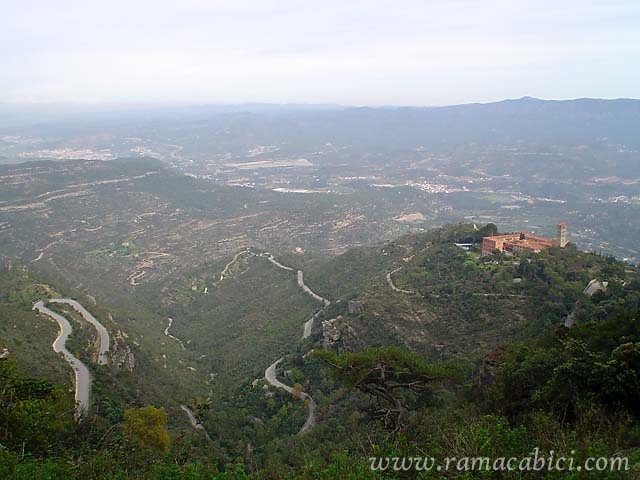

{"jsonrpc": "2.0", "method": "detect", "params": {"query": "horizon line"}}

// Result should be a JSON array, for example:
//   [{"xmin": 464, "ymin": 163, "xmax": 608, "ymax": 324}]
[{"xmin": 2, "ymin": 95, "xmax": 640, "ymax": 111}]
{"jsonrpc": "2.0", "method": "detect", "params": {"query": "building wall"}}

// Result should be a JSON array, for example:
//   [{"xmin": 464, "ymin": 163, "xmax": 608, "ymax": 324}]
[
  {"xmin": 481, "ymin": 230, "xmax": 561, "ymax": 256},
  {"xmin": 482, "ymin": 234, "xmax": 521, "ymax": 255}
]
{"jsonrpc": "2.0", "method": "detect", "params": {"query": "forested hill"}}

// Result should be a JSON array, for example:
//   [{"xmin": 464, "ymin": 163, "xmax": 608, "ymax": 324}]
[
  {"xmin": 303, "ymin": 223, "xmax": 639, "ymax": 357},
  {"xmin": 1, "ymin": 224, "xmax": 639, "ymax": 478}
]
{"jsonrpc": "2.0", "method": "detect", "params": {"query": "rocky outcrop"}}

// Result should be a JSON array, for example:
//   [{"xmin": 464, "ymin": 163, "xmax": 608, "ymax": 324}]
[
  {"xmin": 111, "ymin": 330, "xmax": 135, "ymax": 372},
  {"xmin": 322, "ymin": 316, "xmax": 357, "ymax": 349}
]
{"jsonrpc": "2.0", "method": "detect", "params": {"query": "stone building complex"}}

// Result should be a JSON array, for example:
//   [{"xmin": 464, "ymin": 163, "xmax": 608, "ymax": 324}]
[{"xmin": 481, "ymin": 223, "xmax": 568, "ymax": 256}]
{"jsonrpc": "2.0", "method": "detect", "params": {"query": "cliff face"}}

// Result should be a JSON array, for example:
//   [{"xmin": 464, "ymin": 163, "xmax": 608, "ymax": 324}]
[{"xmin": 322, "ymin": 317, "xmax": 357, "ymax": 350}]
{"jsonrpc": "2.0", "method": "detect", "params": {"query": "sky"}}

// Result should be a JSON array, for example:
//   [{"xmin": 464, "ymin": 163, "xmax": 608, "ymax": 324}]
[{"xmin": 2, "ymin": 0, "xmax": 640, "ymax": 106}]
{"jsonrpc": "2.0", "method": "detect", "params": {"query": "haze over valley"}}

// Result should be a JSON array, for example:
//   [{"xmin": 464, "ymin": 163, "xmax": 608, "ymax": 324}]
[
  {"xmin": 2, "ymin": 97, "xmax": 639, "ymax": 263},
  {"xmin": 2, "ymin": 1, "xmax": 640, "ymax": 478}
]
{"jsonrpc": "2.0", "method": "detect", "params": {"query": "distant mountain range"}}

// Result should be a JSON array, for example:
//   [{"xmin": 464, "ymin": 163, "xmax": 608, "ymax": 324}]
[
  {"xmin": 307, "ymin": 96, "xmax": 640, "ymax": 148},
  {"xmin": 3, "ymin": 96, "xmax": 638, "ymax": 148}
]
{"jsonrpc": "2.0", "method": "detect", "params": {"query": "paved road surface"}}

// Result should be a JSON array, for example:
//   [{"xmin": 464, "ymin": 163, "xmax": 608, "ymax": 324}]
[
  {"xmin": 252, "ymin": 250, "xmax": 330, "ymax": 338},
  {"xmin": 33, "ymin": 301, "xmax": 91, "ymax": 417},
  {"xmin": 296, "ymin": 269, "xmax": 330, "ymax": 340},
  {"xmin": 262, "ymin": 253, "xmax": 295, "ymax": 271},
  {"xmin": 565, "ymin": 279, "xmax": 608, "ymax": 328},
  {"xmin": 303, "ymin": 311, "xmax": 322, "ymax": 340},
  {"xmin": 180, "ymin": 404, "xmax": 204, "ymax": 430},
  {"xmin": 297, "ymin": 270, "xmax": 331, "ymax": 306},
  {"xmin": 265, "ymin": 358, "xmax": 316, "ymax": 434},
  {"xmin": 49, "ymin": 299, "xmax": 110, "ymax": 364},
  {"xmin": 221, "ymin": 249, "xmax": 325, "ymax": 433}
]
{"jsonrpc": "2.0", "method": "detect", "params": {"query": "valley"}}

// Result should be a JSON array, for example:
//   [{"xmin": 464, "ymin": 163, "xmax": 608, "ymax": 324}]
[
  {"xmin": 3, "ymin": 99, "xmax": 639, "ymax": 263},
  {"xmin": 3, "ymin": 0, "xmax": 640, "ymax": 474},
  {"xmin": 1, "ymin": 98, "xmax": 640, "ymax": 478}
]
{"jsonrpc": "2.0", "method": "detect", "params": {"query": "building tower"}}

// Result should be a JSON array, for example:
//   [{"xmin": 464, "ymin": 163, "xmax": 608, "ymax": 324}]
[{"xmin": 556, "ymin": 222, "xmax": 567, "ymax": 248}]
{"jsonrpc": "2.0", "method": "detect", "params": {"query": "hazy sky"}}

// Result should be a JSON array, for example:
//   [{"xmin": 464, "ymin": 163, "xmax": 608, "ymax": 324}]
[{"xmin": 2, "ymin": 0, "xmax": 639, "ymax": 106}]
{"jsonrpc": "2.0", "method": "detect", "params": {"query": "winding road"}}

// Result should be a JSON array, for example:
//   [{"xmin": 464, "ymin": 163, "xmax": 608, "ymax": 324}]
[
  {"xmin": 258, "ymin": 253, "xmax": 329, "ymax": 434},
  {"xmin": 262, "ymin": 253, "xmax": 295, "ymax": 271},
  {"xmin": 297, "ymin": 270, "xmax": 331, "ymax": 306},
  {"xmin": 255, "ymin": 251, "xmax": 330, "ymax": 336},
  {"xmin": 265, "ymin": 358, "xmax": 317, "ymax": 434},
  {"xmin": 33, "ymin": 299, "xmax": 111, "ymax": 418},
  {"xmin": 219, "ymin": 250, "xmax": 251, "ymax": 282},
  {"xmin": 34, "ymin": 301, "xmax": 91, "ymax": 417},
  {"xmin": 221, "ymin": 249, "xmax": 330, "ymax": 339},
  {"xmin": 180, "ymin": 404, "xmax": 213, "ymax": 441},
  {"xmin": 180, "ymin": 404, "xmax": 204, "ymax": 430},
  {"xmin": 164, "ymin": 317, "xmax": 186, "ymax": 349},
  {"xmin": 386, "ymin": 267, "xmax": 414, "ymax": 294},
  {"xmin": 303, "ymin": 310, "xmax": 323, "ymax": 340},
  {"xmin": 49, "ymin": 299, "xmax": 110, "ymax": 364},
  {"xmin": 210, "ymin": 248, "xmax": 328, "ymax": 434}
]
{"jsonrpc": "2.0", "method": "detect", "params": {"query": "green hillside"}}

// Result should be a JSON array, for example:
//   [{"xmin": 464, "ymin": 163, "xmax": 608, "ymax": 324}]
[{"xmin": 1, "ymin": 223, "xmax": 639, "ymax": 478}]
